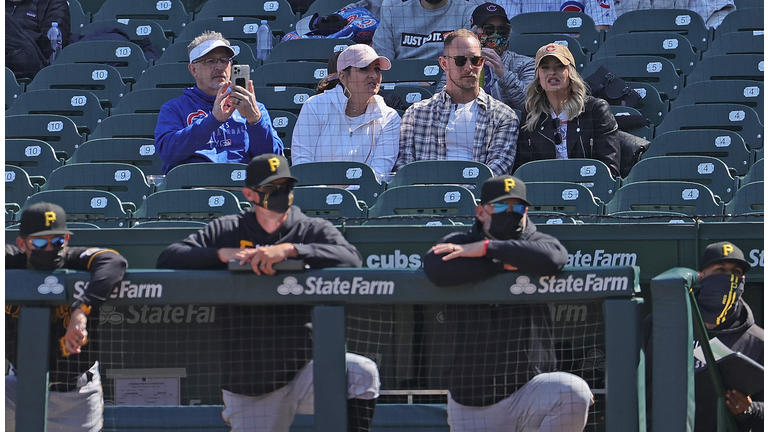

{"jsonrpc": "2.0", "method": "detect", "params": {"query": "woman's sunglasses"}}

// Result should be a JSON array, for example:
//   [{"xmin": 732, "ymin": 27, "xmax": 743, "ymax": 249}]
[
  {"xmin": 29, "ymin": 236, "xmax": 67, "ymax": 250},
  {"xmin": 491, "ymin": 202, "xmax": 527, "ymax": 215},
  {"xmin": 482, "ymin": 24, "xmax": 511, "ymax": 36},
  {"xmin": 445, "ymin": 55, "xmax": 485, "ymax": 67}
]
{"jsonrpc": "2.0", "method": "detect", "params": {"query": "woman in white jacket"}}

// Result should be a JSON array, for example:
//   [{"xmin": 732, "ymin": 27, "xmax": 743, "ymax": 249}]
[{"xmin": 291, "ymin": 44, "xmax": 401, "ymax": 177}]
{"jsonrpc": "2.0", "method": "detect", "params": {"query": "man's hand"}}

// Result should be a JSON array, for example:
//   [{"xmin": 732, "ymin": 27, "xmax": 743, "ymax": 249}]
[
  {"xmin": 431, "ymin": 242, "xmax": 485, "ymax": 260},
  {"xmin": 220, "ymin": 244, "xmax": 298, "ymax": 275},
  {"xmin": 481, "ymin": 48, "xmax": 507, "ymax": 78},
  {"xmin": 62, "ymin": 308, "xmax": 88, "ymax": 356},
  {"xmin": 229, "ymin": 80, "xmax": 262, "ymax": 125},
  {"xmin": 213, "ymin": 81, "xmax": 236, "ymax": 122},
  {"xmin": 726, "ymin": 389, "xmax": 752, "ymax": 415}
]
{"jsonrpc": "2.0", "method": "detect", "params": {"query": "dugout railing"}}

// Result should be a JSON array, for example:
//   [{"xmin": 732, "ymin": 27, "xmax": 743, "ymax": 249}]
[{"xmin": 5, "ymin": 266, "xmax": 680, "ymax": 431}]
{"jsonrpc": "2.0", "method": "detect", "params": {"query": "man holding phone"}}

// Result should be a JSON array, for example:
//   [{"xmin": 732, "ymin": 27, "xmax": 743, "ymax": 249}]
[{"xmin": 155, "ymin": 31, "xmax": 284, "ymax": 175}]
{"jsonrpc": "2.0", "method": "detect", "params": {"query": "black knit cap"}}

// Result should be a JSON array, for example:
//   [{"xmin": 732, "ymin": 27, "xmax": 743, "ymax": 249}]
[
  {"xmin": 480, "ymin": 175, "xmax": 530, "ymax": 206},
  {"xmin": 699, "ymin": 241, "xmax": 751, "ymax": 274},
  {"xmin": 20, "ymin": 202, "xmax": 73, "ymax": 237},
  {"xmin": 245, "ymin": 154, "xmax": 298, "ymax": 188}
]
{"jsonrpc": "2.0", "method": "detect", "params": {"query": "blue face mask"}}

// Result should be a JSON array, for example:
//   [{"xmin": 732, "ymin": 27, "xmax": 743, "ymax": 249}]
[{"xmin": 694, "ymin": 273, "xmax": 744, "ymax": 326}]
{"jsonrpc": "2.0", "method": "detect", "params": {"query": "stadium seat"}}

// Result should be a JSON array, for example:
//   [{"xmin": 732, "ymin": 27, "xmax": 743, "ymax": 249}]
[
  {"xmin": 741, "ymin": 158, "xmax": 763, "ymax": 186},
  {"xmin": 732, "ymin": 0, "xmax": 763, "ymax": 9},
  {"xmin": 389, "ymin": 160, "xmax": 493, "ymax": 193},
  {"xmin": 595, "ymin": 32, "xmax": 698, "ymax": 76},
  {"xmin": 25, "ymin": 63, "xmax": 129, "ymax": 109},
  {"xmin": 644, "ymin": 130, "xmax": 752, "ymax": 176},
  {"xmin": 725, "ymin": 181, "xmax": 763, "ymax": 221},
  {"xmin": 291, "ymin": 161, "xmax": 384, "ymax": 208},
  {"xmin": 509, "ymin": 11, "xmax": 602, "ymax": 55},
  {"xmin": 609, "ymin": 8, "xmax": 710, "ymax": 53},
  {"xmin": 266, "ymin": 110, "xmax": 298, "ymax": 157},
  {"xmin": 81, "ymin": 19, "xmax": 171, "ymax": 54},
  {"xmin": 6, "ymin": 67, "xmax": 24, "ymax": 110},
  {"xmin": 655, "ymin": 104, "xmax": 763, "ymax": 151},
  {"xmin": 21, "ymin": 189, "xmax": 131, "ymax": 228},
  {"xmin": 525, "ymin": 182, "xmax": 603, "ymax": 223},
  {"xmin": 195, "ymin": 0, "xmax": 299, "ymax": 38},
  {"xmin": 91, "ymin": 0, "xmax": 192, "ymax": 38},
  {"xmin": 292, "ymin": 186, "xmax": 367, "ymax": 221},
  {"xmin": 610, "ymin": 106, "xmax": 654, "ymax": 140},
  {"xmin": 110, "ymin": 88, "xmax": 183, "ymax": 115},
  {"xmin": 382, "ymin": 59, "xmax": 442, "ymax": 91},
  {"xmin": 5, "ymin": 139, "xmax": 64, "ymax": 179},
  {"xmin": 265, "ymin": 38, "xmax": 354, "ymax": 64},
  {"xmin": 302, "ymin": 0, "xmax": 352, "ymax": 18},
  {"xmin": 67, "ymin": 138, "xmax": 164, "ymax": 176},
  {"xmin": 88, "ymin": 113, "xmax": 159, "ymax": 140},
  {"xmin": 514, "ymin": 159, "xmax": 619, "ymax": 204},
  {"xmin": 366, "ymin": 184, "xmax": 478, "ymax": 225},
  {"xmin": 252, "ymin": 86, "xmax": 313, "ymax": 114},
  {"xmin": 714, "ymin": 8, "xmax": 764, "ymax": 37},
  {"xmin": 622, "ymin": 155, "xmax": 737, "ymax": 203},
  {"xmin": 252, "ymin": 61, "xmax": 328, "ymax": 89},
  {"xmin": 52, "ymin": 40, "xmax": 151, "ymax": 84},
  {"xmin": 69, "ymin": 0, "xmax": 91, "ymax": 35},
  {"xmin": 177, "ymin": 18, "xmax": 272, "ymax": 56},
  {"xmin": 155, "ymin": 163, "xmax": 248, "ymax": 192},
  {"xmin": 39, "ymin": 163, "xmax": 152, "ymax": 210},
  {"xmin": 600, "ymin": 210, "xmax": 697, "ymax": 224},
  {"xmin": 132, "ymin": 188, "xmax": 244, "ymax": 226},
  {"xmin": 378, "ymin": 85, "xmax": 434, "ymax": 110},
  {"xmin": 687, "ymin": 54, "xmax": 764, "ymax": 84},
  {"xmin": 627, "ymin": 82, "xmax": 669, "ymax": 127},
  {"xmin": 131, "ymin": 63, "xmax": 198, "ymax": 91},
  {"xmin": 5, "ymin": 165, "xmax": 39, "ymax": 212},
  {"xmin": 581, "ymin": 55, "xmax": 684, "ymax": 101},
  {"xmin": 76, "ymin": 0, "xmax": 107, "ymax": 14},
  {"xmin": 5, "ymin": 114, "xmax": 84, "ymax": 159},
  {"xmin": 156, "ymin": 39, "xmax": 260, "ymax": 67},
  {"xmin": 604, "ymin": 181, "xmax": 723, "ymax": 220},
  {"xmin": 672, "ymin": 80, "xmax": 764, "ymax": 123},
  {"xmin": 5, "ymin": 89, "xmax": 107, "ymax": 135},
  {"xmin": 505, "ymin": 35, "xmax": 589, "ymax": 72},
  {"xmin": 702, "ymin": 32, "xmax": 764, "ymax": 59}
]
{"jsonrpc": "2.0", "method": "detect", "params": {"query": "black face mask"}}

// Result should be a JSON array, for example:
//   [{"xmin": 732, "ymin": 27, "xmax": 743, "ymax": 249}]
[
  {"xmin": 28, "ymin": 248, "xmax": 65, "ymax": 270},
  {"xmin": 255, "ymin": 186, "xmax": 294, "ymax": 214},
  {"xmin": 487, "ymin": 211, "xmax": 524, "ymax": 240},
  {"xmin": 694, "ymin": 273, "xmax": 744, "ymax": 326}
]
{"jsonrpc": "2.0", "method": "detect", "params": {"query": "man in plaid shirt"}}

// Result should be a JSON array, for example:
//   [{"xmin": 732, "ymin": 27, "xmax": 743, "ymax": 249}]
[{"xmin": 395, "ymin": 29, "xmax": 519, "ymax": 176}]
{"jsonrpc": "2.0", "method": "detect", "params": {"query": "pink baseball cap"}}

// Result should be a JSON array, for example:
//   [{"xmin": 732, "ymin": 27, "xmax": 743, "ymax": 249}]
[{"xmin": 336, "ymin": 45, "xmax": 391, "ymax": 71}]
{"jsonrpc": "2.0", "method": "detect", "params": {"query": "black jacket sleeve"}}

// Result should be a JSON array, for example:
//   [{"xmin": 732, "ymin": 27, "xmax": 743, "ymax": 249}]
[
  {"xmin": 423, "ymin": 231, "xmax": 504, "ymax": 287},
  {"xmin": 156, "ymin": 221, "xmax": 230, "ymax": 270},
  {"xmin": 485, "ymin": 231, "xmax": 568, "ymax": 276},
  {"xmin": 5, "ymin": 244, "xmax": 27, "ymax": 269},
  {"xmin": 72, "ymin": 248, "xmax": 128, "ymax": 307},
  {"xmin": 291, "ymin": 219, "xmax": 362, "ymax": 269}
]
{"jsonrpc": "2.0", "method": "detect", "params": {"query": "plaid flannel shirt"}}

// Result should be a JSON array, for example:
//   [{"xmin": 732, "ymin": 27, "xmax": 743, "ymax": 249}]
[{"xmin": 395, "ymin": 88, "xmax": 519, "ymax": 176}]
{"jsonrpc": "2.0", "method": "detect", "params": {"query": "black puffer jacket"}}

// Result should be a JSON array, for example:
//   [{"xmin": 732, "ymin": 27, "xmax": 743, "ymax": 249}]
[
  {"xmin": 515, "ymin": 96, "xmax": 621, "ymax": 178},
  {"xmin": 6, "ymin": 0, "xmax": 71, "ymax": 59}
]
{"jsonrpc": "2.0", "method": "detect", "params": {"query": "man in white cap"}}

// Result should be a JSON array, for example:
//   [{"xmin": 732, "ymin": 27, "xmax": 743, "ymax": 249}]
[{"xmin": 155, "ymin": 31, "xmax": 284, "ymax": 175}]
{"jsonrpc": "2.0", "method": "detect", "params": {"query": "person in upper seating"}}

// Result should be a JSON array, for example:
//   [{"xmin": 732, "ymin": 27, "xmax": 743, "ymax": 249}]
[
  {"xmin": 612, "ymin": 0, "xmax": 733, "ymax": 28},
  {"xmin": 291, "ymin": 45, "xmax": 401, "ymax": 177},
  {"xmin": 395, "ymin": 29, "xmax": 519, "ymax": 176},
  {"xmin": 437, "ymin": 2, "xmax": 535, "ymax": 111},
  {"xmin": 372, "ymin": 0, "xmax": 478, "ymax": 60},
  {"xmin": 155, "ymin": 31, "xmax": 284, "ymax": 175},
  {"xmin": 514, "ymin": 43, "xmax": 621, "ymax": 178},
  {"xmin": 496, "ymin": 0, "xmax": 616, "ymax": 30},
  {"xmin": 6, "ymin": 0, "xmax": 71, "ymax": 79}
]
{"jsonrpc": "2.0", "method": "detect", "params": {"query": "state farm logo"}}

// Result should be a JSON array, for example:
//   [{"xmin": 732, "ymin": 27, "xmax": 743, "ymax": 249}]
[
  {"xmin": 99, "ymin": 305, "xmax": 124, "ymax": 325},
  {"xmin": 277, "ymin": 276, "xmax": 395, "ymax": 296},
  {"xmin": 277, "ymin": 277, "xmax": 304, "ymax": 295},
  {"xmin": 510, "ymin": 276, "xmax": 537, "ymax": 295},
  {"xmin": 38, "ymin": 276, "xmax": 65, "ymax": 295}
]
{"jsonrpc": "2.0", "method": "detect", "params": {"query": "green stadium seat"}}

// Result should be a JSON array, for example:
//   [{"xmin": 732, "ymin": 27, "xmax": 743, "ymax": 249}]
[
  {"xmin": 67, "ymin": 138, "xmax": 164, "ymax": 176},
  {"xmin": 81, "ymin": 19, "xmax": 171, "ymax": 53},
  {"xmin": 366, "ymin": 184, "xmax": 478, "ymax": 225},
  {"xmin": 382, "ymin": 59, "xmax": 442, "ymax": 91},
  {"xmin": 687, "ymin": 54, "xmax": 764, "ymax": 84},
  {"xmin": 622, "ymin": 155, "xmax": 737, "ymax": 203},
  {"xmin": 5, "ymin": 114, "xmax": 84, "ymax": 159},
  {"xmin": 627, "ymin": 82, "xmax": 669, "ymax": 127},
  {"xmin": 388, "ymin": 160, "xmax": 493, "ymax": 193},
  {"xmin": 253, "ymin": 86, "xmax": 313, "ymax": 114},
  {"xmin": 378, "ymin": 85, "xmax": 434, "ymax": 110},
  {"xmin": 39, "ymin": 163, "xmax": 152, "ymax": 211},
  {"xmin": 252, "ymin": 61, "xmax": 328, "ymax": 89},
  {"xmin": 581, "ymin": 56, "xmax": 684, "ymax": 101},
  {"xmin": 292, "ymin": 186, "xmax": 367, "ymax": 222},
  {"xmin": 703, "ymin": 32, "xmax": 764, "ymax": 58},
  {"xmin": 672, "ymin": 80, "xmax": 763, "ymax": 123},
  {"xmin": 610, "ymin": 106, "xmax": 654, "ymax": 140},
  {"xmin": 6, "ymin": 67, "xmax": 24, "ymax": 110},
  {"xmin": 655, "ymin": 104, "xmax": 763, "ymax": 150},
  {"xmin": 155, "ymin": 163, "xmax": 248, "ymax": 192},
  {"xmin": 609, "ymin": 8, "xmax": 710, "ymax": 53},
  {"xmin": 526, "ymin": 211, "xmax": 581, "ymax": 225},
  {"xmin": 5, "ymin": 89, "xmax": 107, "ymax": 135},
  {"xmin": 69, "ymin": 0, "xmax": 91, "ymax": 35},
  {"xmin": 131, "ymin": 63, "xmax": 199, "ymax": 91},
  {"xmin": 741, "ymin": 158, "xmax": 763, "ymax": 186},
  {"xmin": 732, "ymin": 0, "xmax": 763, "ymax": 9},
  {"xmin": 157, "ymin": 39, "xmax": 260, "ymax": 67},
  {"xmin": 76, "ymin": 0, "xmax": 107, "ymax": 14},
  {"xmin": 5, "ymin": 139, "xmax": 64, "ymax": 180},
  {"xmin": 605, "ymin": 181, "xmax": 723, "ymax": 220},
  {"xmin": 595, "ymin": 32, "xmax": 698, "ymax": 76},
  {"xmin": 644, "ymin": 130, "xmax": 752, "ymax": 176},
  {"xmin": 133, "ymin": 188, "xmax": 244, "ymax": 226},
  {"xmin": 88, "ymin": 113, "xmax": 159, "ymax": 140},
  {"xmin": 505, "ymin": 35, "xmax": 589, "ymax": 72},
  {"xmin": 600, "ymin": 210, "xmax": 696, "ymax": 224},
  {"xmin": 302, "ymin": 0, "xmax": 351, "ymax": 17},
  {"xmin": 291, "ymin": 161, "xmax": 384, "ymax": 208},
  {"xmin": 509, "ymin": 11, "xmax": 602, "ymax": 54},
  {"xmin": 525, "ymin": 181, "xmax": 603, "ymax": 223},
  {"xmin": 21, "ymin": 189, "xmax": 131, "ymax": 228},
  {"xmin": 26, "ymin": 63, "xmax": 129, "ymax": 109},
  {"xmin": 714, "ymin": 8, "xmax": 764, "ymax": 37},
  {"xmin": 52, "ymin": 40, "xmax": 151, "ymax": 84},
  {"xmin": 91, "ymin": 0, "xmax": 192, "ymax": 38},
  {"xmin": 110, "ymin": 88, "xmax": 183, "ymax": 115},
  {"xmin": 264, "ymin": 38, "xmax": 354, "ymax": 64},
  {"xmin": 725, "ymin": 181, "xmax": 763, "ymax": 221},
  {"xmin": 514, "ymin": 159, "xmax": 619, "ymax": 204},
  {"xmin": 177, "ymin": 18, "xmax": 270, "ymax": 56},
  {"xmin": 5, "ymin": 165, "xmax": 39, "ymax": 212},
  {"xmin": 196, "ymin": 0, "xmax": 299, "ymax": 38}
]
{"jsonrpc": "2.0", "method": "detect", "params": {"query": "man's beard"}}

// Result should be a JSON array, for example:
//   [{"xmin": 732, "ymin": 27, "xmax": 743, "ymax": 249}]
[{"xmin": 448, "ymin": 72, "xmax": 479, "ymax": 92}]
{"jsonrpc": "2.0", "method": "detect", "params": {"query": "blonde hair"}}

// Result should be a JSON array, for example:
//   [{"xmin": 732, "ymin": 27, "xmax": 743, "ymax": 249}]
[
  {"xmin": 187, "ymin": 31, "xmax": 230, "ymax": 55},
  {"xmin": 522, "ymin": 61, "xmax": 588, "ymax": 132}
]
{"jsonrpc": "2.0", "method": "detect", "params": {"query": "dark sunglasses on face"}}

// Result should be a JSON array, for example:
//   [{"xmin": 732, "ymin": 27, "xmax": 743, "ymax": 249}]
[
  {"xmin": 553, "ymin": 117, "xmax": 563, "ymax": 145},
  {"xmin": 491, "ymin": 202, "xmax": 527, "ymax": 215},
  {"xmin": 445, "ymin": 55, "xmax": 485, "ymax": 67},
  {"xmin": 254, "ymin": 182, "xmax": 293, "ymax": 194},
  {"xmin": 29, "ymin": 236, "xmax": 67, "ymax": 250},
  {"xmin": 482, "ymin": 24, "xmax": 511, "ymax": 36}
]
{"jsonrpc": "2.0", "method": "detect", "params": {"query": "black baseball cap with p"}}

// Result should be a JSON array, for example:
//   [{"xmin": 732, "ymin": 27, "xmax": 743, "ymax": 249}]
[
  {"xmin": 699, "ymin": 241, "xmax": 751, "ymax": 274},
  {"xmin": 245, "ymin": 154, "xmax": 298, "ymax": 189},
  {"xmin": 480, "ymin": 175, "xmax": 531, "ymax": 206},
  {"xmin": 20, "ymin": 202, "xmax": 73, "ymax": 237}
]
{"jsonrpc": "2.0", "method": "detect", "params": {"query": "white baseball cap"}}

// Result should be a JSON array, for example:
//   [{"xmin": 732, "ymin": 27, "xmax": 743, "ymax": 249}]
[
  {"xmin": 189, "ymin": 39, "xmax": 236, "ymax": 63},
  {"xmin": 336, "ymin": 44, "xmax": 391, "ymax": 71}
]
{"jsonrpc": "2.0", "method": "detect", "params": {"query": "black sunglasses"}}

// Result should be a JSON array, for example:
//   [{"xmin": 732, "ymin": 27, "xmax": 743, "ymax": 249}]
[
  {"xmin": 553, "ymin": 117, "xmax": 563, "ymax": 145},
  {"xmin": 253, "ymin": 182, "xmax": 293, "ymax": 194},
  {"xmin": 29, "ymin": 236, "xmax": 67, "ymax": 250},
  {"xmin": 482, "ymin": 24, "xmax": 511, "ymax": 36},
  {"xmin": 445, "ymin": 55, "xmax": 485, "ymax": 67}
]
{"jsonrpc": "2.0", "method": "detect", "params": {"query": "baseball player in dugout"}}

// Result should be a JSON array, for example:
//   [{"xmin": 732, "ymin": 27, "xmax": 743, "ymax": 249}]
[
  {"xmin": 156, "ymin": 154, "xmax": 380, "ymax": 431},
  {"xmin": 424, "ymin": 175, "xmax": 593, "ymax": 432},
  {"xmin": 5, "ymin": 202, "xmax": 128, "ymax": 432}
]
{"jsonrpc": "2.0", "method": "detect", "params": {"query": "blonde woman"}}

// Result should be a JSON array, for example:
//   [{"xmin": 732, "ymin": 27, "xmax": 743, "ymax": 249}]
[{"xmin": 514, "ymin": 43, "xmax": 621, "ymax": 178}]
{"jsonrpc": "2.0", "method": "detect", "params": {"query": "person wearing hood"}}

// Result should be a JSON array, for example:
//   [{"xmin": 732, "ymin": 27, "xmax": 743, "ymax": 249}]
[
  {"xmin": 291, "ymin": 44, "xmax": 400, "ymax": 177},
  {"xmin": 692, "ymin": 242, "xmax": 763, "ymax": 432},
  {"xmin": 155, "ymin": 31, "xmax": 284, "ymax": 175},
  {"xmin": 423, "ymin": 175, "xmax": 593, "ymax": 432},
  {"xmin": 5, "ymin": 202, "xmax": 128, "ymax": 431}
]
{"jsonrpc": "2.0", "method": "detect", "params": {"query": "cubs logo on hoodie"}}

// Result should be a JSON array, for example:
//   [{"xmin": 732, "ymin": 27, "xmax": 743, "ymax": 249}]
[{"xmin": 187, "ymin": 110, "xmax": 207, "ymax": 125}]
